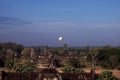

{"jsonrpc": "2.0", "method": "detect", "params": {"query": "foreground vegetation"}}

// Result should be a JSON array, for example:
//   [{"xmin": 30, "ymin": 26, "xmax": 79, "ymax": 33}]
[{"xmin": 0, "ymin": 42, "xmax": 120, "ymax": 79}]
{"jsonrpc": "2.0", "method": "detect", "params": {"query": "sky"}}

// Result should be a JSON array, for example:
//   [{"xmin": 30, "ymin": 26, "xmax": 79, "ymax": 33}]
[{"xmin": 0, "ymin": 0, "xmax": 120, "ymax": 46}]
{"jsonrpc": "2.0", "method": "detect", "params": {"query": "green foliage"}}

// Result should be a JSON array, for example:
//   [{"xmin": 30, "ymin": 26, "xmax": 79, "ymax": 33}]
[
  {"xmin": 96, "ymin": 48, "xmax": 120, "ymax": 69},
  {"xmin": 13, "ymin": 59, "xmax": 21, "ymax": 72},
  {"xmin": 74, "ymin": 68, "xmax": 84, "ymax": 73},
  {"xmin": 63, "ymin": 66, "xmax": 84, "ymax": 73},
  {"xmin": 86, "ymin": 48, "xmax": 98, "ymax": 64},
  {"xmin": 116, "ymin": 63, "xmax": 120, "ymax": 70},
  {"xmin": 0, "ymin": 42, "xmax": 23, "ymax": 68},
  {"xmin": 20, "ymin": 61, "xmax": 36, "ymax": 73},
  {"xmin": 22, "ymin": 48, "xmax": 31, "ymax": 59},
  {"xmin": 5, "ymin": 49, "xmax": 14, "ymax": 69},
  {"xmin": 0, "ymin": 50, "xmax": 5, "ymax": 67},
  {"xmin": 14, "ymin": 61, "xmax": 35, "ymax": 73},
  {"xmin": 0, "ymin": 58, "xmax": 4, "ymax": 67},
  {"xmin": 0, "ymin": 42, "xmax": 23, "ymax": 52},
  {"xmin": 67, "ymin": 58, "xmax": 80, "ymax": 68},
  {"xmin": 98, "ymin": 71, "xmax": 116, "ymax": 80},
  {"xmin": 109, "ymin": 55, "xmax": 119, "ymax": 68},
  {"xmin": 63, "ymin": 66, "xmax": 74, "ymax": 73},
  {"xmin": 86, "ymin": 54, "xmax": 92, "ymax": 62},
  {"xmin": 5, "ymin": 60, "xmax": 13, "ymax": 69},
  {"xmin": 100, "ymin": 61, "xmax": 112, "ymax": 69}
]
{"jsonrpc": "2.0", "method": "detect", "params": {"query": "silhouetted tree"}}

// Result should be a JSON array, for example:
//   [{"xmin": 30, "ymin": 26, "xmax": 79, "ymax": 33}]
[{"xmin": 0, "ymin": 58, "xmax": 4, "ymax": 67}]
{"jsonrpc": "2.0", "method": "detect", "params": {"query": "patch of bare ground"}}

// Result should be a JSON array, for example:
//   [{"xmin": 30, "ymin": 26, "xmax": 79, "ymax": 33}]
[
  {"xmin": 83, "ymin": 66, "xmax": 120, "ymax": 79},
  {"xmin": 0, "ymin": 67, "xmax": 15, "ymax": 72}
]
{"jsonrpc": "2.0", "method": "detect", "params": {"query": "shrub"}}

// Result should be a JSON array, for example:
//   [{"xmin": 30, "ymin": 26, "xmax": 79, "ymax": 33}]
[
  {"xmin": 116, "ymin": 63, "xmax": 120, "ymax": 70},
  {"xmin": 62, "ymin": 66, "xmax": 74, "ymax": 73},
  {"xmin": 98, "ymin": 71, "xmax": 116, "ymax": 80},
  {"xmin": 100, "ymin": 61, "xmax": 112, "ymax": 69},
  {"xmin": 62, "ymin": 66, "xmax": 84, "ymax": 73},
  {"xmin": 66, "ymin": 58, "xmax": 80, "ymax": 68},
  {"xmin": 13, "ymin": 61, "xmax": 36, "ymax": 73}
]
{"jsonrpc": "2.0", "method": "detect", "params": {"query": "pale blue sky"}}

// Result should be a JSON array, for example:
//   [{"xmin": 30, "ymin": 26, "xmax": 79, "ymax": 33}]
[{"xmin": 0, "ymin": 0, "xmax": 120, "ymax": 46}]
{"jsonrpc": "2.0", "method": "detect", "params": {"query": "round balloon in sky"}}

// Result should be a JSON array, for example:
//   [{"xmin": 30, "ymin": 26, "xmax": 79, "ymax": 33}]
[{"xmin": 58, "ymin": 37, "xmax": 63, "ymax": 41}]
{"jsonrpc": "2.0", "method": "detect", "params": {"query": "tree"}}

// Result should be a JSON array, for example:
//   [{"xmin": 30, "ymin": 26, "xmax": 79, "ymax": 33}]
[
  {"xmin": 5, "ymin": 49, "xmax": 15, "ymax": 69},
  {"xmin": 13, "ymin": 58, "xmax": 21, "ymax": 72},
  {"xmin": 53, "ymin": 59, "xmax": 61, "ymax": 67},
  {"xmin": 109, "ymin": 55, "xmax": 118, "ymax": 69},
  {"xmin": 1, "ymin": 42, "xmax": 23, "ymax": 52},
  {"xmin": 20, "ymin": 61, "xmax": 36, "ymax": 73},
  {"xmin": 117, "ymin": 63, "xmax": 120, "ymax": 70},
  {"xmin": 96, "ymin": 48, "xmax": 120, "ymax": 69},
  {"xmin": 0, "ymin": 50, "xmax": 5, "ymax": 67},
  {"xmin": 21, "ymin": 48, "xmax": 31, "ymax": 59},
  {"xmin": 14, "ymin": 60, "xmax": 36, "ymax": 73},
  {"xmin": 67, "ymin": 58, "xmax": 80, "ymax": 68},
  {"xmin": 0, "ymin": 42, "xmax": 23, "ymax": 59},
  {"xmin": 0, "ymin": 43, "xmax": 3, "ymax": 50},
  {"xmin": 62, "ymin": 66, "xmax": 74, "ymax": 73},
  {"xmin": 0, "ymin": 58, "xmax": 4, "ymax": 67},
  {"xmin": 63, "ymin": 66, "xmax": 84, "ymax": 73},
  {"xmin": 87, "ymin": 48, "xmax": 99, "ymax": 68}
]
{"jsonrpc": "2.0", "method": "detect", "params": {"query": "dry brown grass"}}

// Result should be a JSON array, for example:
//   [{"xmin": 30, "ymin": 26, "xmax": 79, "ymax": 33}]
[{"xmin": 0, "ymin": 67, "xmax": 15, "ymax": 72}]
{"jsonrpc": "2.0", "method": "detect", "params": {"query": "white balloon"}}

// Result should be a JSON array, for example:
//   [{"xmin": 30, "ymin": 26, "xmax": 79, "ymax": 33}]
[{"xmin": 58, "ymin": 37, "xmax": 63, "ymax": 41}]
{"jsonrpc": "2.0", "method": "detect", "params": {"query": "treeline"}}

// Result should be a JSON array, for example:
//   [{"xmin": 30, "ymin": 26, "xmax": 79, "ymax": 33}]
[
  {"xmin": 0, "ymin": 42, "xmax": 23, "ymax": 53},
  {"xmin": 0, "ymin": 42, "xmax": 37, "ymax": 72},
  {"xmin": 96, "ymin": 47, "xmax": 120, "ymax": 69},
  {"xmin": 0, "ymin": 42, "xmax": 24, "ymax": 67}
]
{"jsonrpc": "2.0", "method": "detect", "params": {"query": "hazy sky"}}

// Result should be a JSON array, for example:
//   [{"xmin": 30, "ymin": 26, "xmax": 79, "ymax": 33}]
[{"xmin": 0, "ymin": 0, "xmax": 120, "ymax": 46}]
